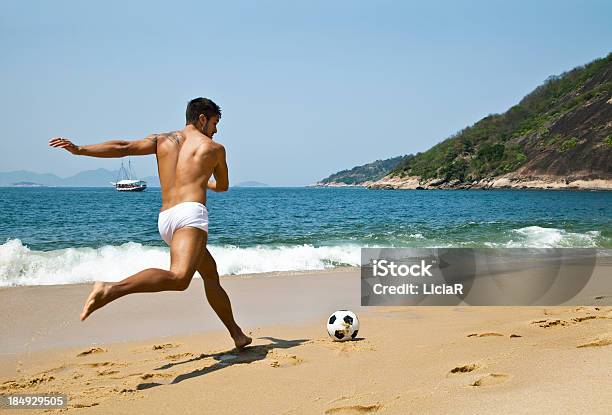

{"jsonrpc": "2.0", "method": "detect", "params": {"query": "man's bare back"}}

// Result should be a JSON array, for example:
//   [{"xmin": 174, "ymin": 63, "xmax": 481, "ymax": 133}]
[
  {"xmin": 152, "ymin": 123, "xmax": 228, "ymax": 211},
  {"xmin": 48, "ymin": 98, "xmax": 251, "ymax": 350}
]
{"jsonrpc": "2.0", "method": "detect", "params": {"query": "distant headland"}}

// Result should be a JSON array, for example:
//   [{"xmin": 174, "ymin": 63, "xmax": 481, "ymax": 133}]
[{"xmin": 315, "ymin": 53, "xmax": 612, "ymax": 191}]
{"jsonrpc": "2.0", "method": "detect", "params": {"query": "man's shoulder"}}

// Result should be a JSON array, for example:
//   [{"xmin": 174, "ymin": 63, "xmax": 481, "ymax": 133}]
[
  {"xmin": 194, "ymin": 138, "xmax": 225, "ymax": 161},
  {"xmin": 148, "ymin": 131, "xmax": 183, "ymax": 144},
  {"xmin": 200, "ymin": 140, "xmax": 225, "ymax": 153},
  {"xmin": 212, "ymin": 141, "xmax": 226, "ymax": 153}
]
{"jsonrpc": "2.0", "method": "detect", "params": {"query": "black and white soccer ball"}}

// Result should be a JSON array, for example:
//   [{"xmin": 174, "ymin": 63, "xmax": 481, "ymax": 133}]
[{"xmin": 326, "ymin": 310, "xmax": 359, "ymax": 342}]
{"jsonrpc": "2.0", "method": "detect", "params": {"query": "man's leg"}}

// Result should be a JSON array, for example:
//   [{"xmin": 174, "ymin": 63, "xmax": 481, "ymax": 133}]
[
  {"xmin": 197, "ymin": 248, "xmax": 252, "ymax": 349},
  {"xmin": 80, "ymin": 228, "xmax": 206, "ymax": 321}
]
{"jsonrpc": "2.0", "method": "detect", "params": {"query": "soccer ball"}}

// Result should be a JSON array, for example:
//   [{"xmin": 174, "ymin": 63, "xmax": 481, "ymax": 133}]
[{"xmin": 326, "ymin": 310, "xmax": 359, "ymax": 342}]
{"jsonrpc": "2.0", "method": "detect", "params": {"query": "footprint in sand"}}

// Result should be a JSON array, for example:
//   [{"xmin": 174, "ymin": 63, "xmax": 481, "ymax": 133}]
[
  {"xmin": 577, "ymin": 334, "xmax": 612, "ymax": 348},
  {"xmin": 449, "ymin": 363, "xmax": 479, "ymax": 374},
  {"xmin": 105, "ymin": 371, "xmax": 146, "ymax": 380},
  {"xmin": 83, "ymin": 361, "xmax": 123, "ymax": 368},
  {"xmin": 0, "ymin": 374, "xmax": 55, "ymax": 391},
  {"xmin": 314, "ymin": 338, "xmax": 375, "ymax": 354},
  {"xmin": 543, "ymin": 309, "xmax": 566, "ymax": 316},
  {"xmin": 533, "ymin": 315, "xmax": 607, "ymax": 329},
  {"xmin": 328, "ymin": 394, "xmax": 374, "ymax": 405},
  {"xmin": 470, "ymin": 373, "xmax": 508, "ymax": 387},
  {"xmin": 268, "ymin": 353, "xmax": 304, "ymax": 368},
  {"xmin": 82, "ymin": 386, "xmax": 112, "ymax": 396},
  {"xmin": 77, "ymin": 347, "xmax": 107, "ymax": 357},
  {"xmin": 140, "ymin": 372, "xmax": 174, "ymax": 380},
  {"xmin": 38, "ymin": 364, "xmax": 69, "ymax": 375},
  {"xmin": 572, "ymin": 316, "xmax": 598, "ymax": 323},
  {"xmin": 96, "ymin": 369, "xmax": 119, "ymax": 376},
  {"xmin": 166, "ymin": 352, "xmax": 195, "ymax": 361},
  {"xmin": 325, "ymin": 403, "xmax": 382, "ymax": 414},
  {"xmin": 152, "ymin": 343, "xmax": 180, "ymax": 351},
  {"xmin": 70, "ymin": 402, "xmax": 100, "ymax": 409},
  {"xmin": 532, "ymin": 319, "xmax": 570, "ymax": 328},
  {"xmin": 467, "ymin": 332, "xmax": 504, "ymax": 337},
  {"xmin": 115, "ymin": 387, "xmax": 137, "ymax": 394}
]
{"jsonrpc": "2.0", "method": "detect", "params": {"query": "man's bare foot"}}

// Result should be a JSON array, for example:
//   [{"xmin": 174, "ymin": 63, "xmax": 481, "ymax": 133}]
[
  {"xmin": 80, "ymin": 282, "xmax": 109, "ymax": 321},
  {"xmin": 232, "ymin": 332, "xmax": 252, "ymax": 350}
]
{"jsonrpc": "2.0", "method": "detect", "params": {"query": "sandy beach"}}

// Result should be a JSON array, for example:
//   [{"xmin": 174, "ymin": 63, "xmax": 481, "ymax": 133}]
[{"xmin": 1, "ymin": 267, "xmax": 612, "ymax": 414}]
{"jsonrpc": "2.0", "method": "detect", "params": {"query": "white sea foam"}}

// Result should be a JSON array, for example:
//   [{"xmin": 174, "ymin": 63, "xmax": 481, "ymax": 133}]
[
  {"xmin": 0, "ymin": 227, "xmax": 605, "ymax": 287},
  {"xmin": 0, "ymin": 239, "xmax": 361, "ymax": 287},
  {"xmin": 0, "ymin": 239, "xmax": 170, "ymax": 287},
  {"xmin": 505, "ymin": 226, "xmax": 602, "ymax": 248}
]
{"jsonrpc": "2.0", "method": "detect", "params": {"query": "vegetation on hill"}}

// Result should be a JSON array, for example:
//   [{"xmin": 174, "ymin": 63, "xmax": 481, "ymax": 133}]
[
  {"xmin": 319, "ymin": 156, "xmax": 408, "ymax": 184},
  {"xmin": 389, "ymin": 53, "xmax": 612, "ymax": 182}
]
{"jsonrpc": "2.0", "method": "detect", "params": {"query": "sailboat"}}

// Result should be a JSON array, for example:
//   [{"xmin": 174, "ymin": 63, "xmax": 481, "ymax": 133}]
[{"xmin": 111, "ymin": 158, "xmax": 147, "ymax": 192}]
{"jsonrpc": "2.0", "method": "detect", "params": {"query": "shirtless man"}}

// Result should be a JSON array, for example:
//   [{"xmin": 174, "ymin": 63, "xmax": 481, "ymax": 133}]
[{"xmin": 49, "ymin": 97, "xmax": 252, "ymax": 350}]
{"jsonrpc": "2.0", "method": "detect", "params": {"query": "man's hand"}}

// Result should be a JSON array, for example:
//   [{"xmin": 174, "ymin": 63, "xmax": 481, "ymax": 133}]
[
  {"xmin": 49, "ymin": 137, "xmax": 80, "ymax": 155},
  {"xmin": 207, "ymin": 180, "xmax": 224, "ymax": 192}
]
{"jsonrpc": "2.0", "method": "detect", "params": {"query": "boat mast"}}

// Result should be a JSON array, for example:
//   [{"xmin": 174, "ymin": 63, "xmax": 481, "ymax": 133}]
[
  {"xmin": 127, "ymin": 157, "xmax": 137, "ymax": 180},
  {"xmin": 116, "ymin": 160, "xmax": 126, "ymax": 183}
]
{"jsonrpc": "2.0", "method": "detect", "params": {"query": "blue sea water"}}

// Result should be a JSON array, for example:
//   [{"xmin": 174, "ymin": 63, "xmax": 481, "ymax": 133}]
[{"xmin": 1, "ymin": 187, "xmax": 610, "ymax": 286}]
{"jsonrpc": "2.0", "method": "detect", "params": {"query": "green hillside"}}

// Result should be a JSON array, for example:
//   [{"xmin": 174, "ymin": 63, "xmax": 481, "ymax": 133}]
[
  {"xmin": 389, "ymin": 53, "xmax": 612, "ymax": 182},
  {"xmin": 318, "ymin": 156, "xmax": 408, "ymax": 185}
]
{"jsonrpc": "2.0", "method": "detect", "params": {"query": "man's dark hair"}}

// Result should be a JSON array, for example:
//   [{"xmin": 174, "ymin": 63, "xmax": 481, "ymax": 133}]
[{"xmin": 185, "ymin": 97, "xmax": 221, "ymax": 125}]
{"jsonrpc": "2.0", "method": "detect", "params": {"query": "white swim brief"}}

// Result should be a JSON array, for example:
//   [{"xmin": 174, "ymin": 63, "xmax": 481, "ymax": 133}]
[{"xmin": 157, "ymin": 202, "xmax": 209, "ymax": 245}]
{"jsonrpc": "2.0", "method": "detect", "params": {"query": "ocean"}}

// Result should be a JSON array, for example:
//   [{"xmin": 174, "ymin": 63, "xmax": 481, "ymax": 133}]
[{"xmin": 1, "ymin": 187, "xmax": 610, "ymax": 286}]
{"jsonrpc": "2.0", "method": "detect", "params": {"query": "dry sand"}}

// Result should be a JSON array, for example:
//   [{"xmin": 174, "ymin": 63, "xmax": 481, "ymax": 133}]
[{"xmin": 1, "ymin": 268, "xmax": 611, "ymax": 414}]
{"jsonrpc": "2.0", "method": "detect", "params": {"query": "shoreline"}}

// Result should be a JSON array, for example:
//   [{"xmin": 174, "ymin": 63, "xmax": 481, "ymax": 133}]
[
  {"xmin": 314, "ymin": 176, "xmax": 612, "ymax": 190},
  {"xmin": 0, "ymin": 266, "xmax": 359, "ymax": 291}
]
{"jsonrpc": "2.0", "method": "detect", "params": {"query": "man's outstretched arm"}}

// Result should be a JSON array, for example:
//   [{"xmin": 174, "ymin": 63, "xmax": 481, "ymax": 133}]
[{"xmin": 49, "ymin": 135, "xmax": 158, "ymax": 158}]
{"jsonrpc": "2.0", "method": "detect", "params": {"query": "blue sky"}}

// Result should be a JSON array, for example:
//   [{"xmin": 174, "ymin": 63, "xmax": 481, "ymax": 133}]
[{"xmin": 1, "ymin": 0, "xmax": 610, "ymax": 186}]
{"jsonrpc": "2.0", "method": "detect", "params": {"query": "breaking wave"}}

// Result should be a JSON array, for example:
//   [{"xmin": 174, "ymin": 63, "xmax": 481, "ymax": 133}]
[
  {"xmin": 0, "ymin": 226, "xmax": 607, "ymax": 286},
  {"xmin": 503, "ymin": 226, "xmax": 603, "ymax": 248},
  {"xmin": 0, "ymin": 239, "xmax": 360, "ymax": 287}
]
